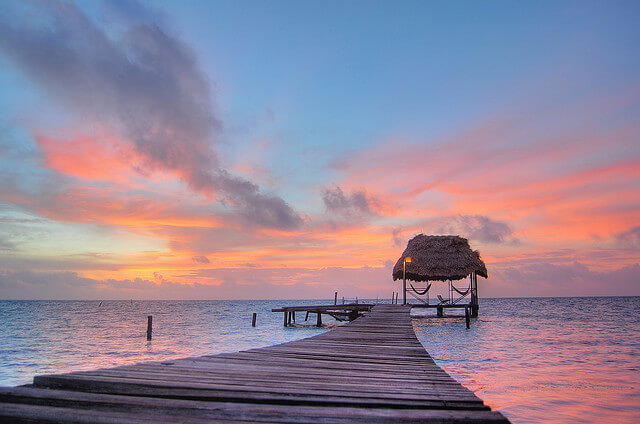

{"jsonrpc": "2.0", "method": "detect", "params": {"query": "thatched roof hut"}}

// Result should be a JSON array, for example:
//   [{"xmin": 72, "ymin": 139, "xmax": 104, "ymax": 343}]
[{"xmin": 392, "ymin": 235, "xmax": 487, "ymax": 282}]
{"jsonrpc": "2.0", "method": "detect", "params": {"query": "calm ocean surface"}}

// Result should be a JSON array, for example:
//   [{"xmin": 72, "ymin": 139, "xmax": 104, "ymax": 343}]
[{"xmin": 0, "ymin": 297, "xmax": 638, "ymax": 423}]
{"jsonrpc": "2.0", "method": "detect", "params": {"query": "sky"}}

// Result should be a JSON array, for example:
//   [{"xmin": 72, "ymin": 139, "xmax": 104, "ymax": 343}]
[{"xmin": 0, "ymin": 0, "xmax": 638, "ymax": 299}]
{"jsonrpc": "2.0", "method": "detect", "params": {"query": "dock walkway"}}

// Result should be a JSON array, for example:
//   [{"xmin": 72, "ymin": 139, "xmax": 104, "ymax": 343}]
[{"xmin": 0, "ymin": 304, "xmax": 509, "ymax": 423}]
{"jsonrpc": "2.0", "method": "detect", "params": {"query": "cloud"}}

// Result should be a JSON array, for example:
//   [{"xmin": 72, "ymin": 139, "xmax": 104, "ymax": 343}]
[
  {"xmin": 433, "ymin": 215, "xmax": 513, "ymax": 244},
  {"xmin": 391, "ymin": 227, "xmax": 403, "ymax": 247},
  {"xmin": 3, "ymin": 260, "xmax": 638, "ymax": 300},
  {"xmin": 0, "ymin": 0, "xmax": 301, "ymax": 230},
  {"xmin": 616, "ymin": 226, "xmax": 640, "ymax": 248},
  {"xmin": 0, "ymin": 235, "xmax": 15, "ymax": 251},
  {"xmin": 322, "ymin": 186, "xmax": 378, "ymax": 220},
  {"xmin": 0, "ymin": 266, "xmax": 393, "ymax": 300},
  {"xmin": 490, "ymin": 262, "xmax": 640, "ymax": 297},
  {"xmin": 36, "ymin": 134, "xmax": 136, "ymax": 183},
  {"xmin": 191, "ymin": 255, "xmax": 210, "ymax": 264},
  {"xmin": 0, "ymin": 270, "xmax": 99, "ymax": 299}
]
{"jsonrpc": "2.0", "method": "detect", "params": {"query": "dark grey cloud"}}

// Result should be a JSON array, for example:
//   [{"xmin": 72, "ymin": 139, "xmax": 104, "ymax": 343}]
[
  {"xmin": 391, "ymin": 227, "xmax": 403, "ymax": 247},
  {"xmin": 0, "ymin": 0, "xmax": 301, "ymax": 230},
  {"xmin": 0, "ymin": 235, "xmax": 15, "ymax": 251},
  {"xmin": 323, "ymin": 186, "xmax": 377, "ymax": 220},
  {"xmin": 616, "ymin": 226, "xmax": 640, "ymax": 247},
  {"xmin": 434, "ymin": 215, "xmax": 513, "ymax": 244},
  {"xmin": 103, "ymin": 0, "xmax": 163, "ymax": 26},
  {"xmin": 0, "ymin": 270, "xmax": 97, "ymax": 299},
  {"xmin": 191, "ymin": 255, "xmax": 210, "ymax": 264}
]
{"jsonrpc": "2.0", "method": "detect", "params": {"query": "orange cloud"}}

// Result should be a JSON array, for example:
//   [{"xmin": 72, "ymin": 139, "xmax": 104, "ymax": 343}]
[{"xmin": 36, "ymin": 134, "xmax": 138, "ymax": 183}]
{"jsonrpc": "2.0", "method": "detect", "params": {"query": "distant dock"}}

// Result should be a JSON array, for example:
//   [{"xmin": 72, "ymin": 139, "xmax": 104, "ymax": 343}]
[
  {"xmin": 0, "ymin": 304, "xmax": 508, "ymax": 423},
  {"xmin": 272, "ymin": 302, "xmax": 375, "ymax": 326}
]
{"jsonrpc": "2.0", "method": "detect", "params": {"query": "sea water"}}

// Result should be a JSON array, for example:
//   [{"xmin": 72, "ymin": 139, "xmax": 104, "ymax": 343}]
[
  {"xmin": 0, "ymin": 297, "xmax": 638, "ymax": 423},
  {"xmin": 411, "ymin": 297, "xmax": 640, "ymax": 423}
]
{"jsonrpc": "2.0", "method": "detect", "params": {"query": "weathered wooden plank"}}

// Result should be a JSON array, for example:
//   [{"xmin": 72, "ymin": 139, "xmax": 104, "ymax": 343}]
[
  {"xmin": 125, "ymin": 363, "xmax": 461, "ymax": 385},
  {"xmin": 180, "ymin": 356, "xmax": 453, "ymax": 377},
  {"xmin": 33, "ymin": 373, "xmax": 485, "ymax": 405},
  {"xmin": 64, "ymin": 369, "xmax": 477, "ymax": 398},
  {"xmin": 0, "ymin": 387, "xmax": 509, "ymax": 423}
]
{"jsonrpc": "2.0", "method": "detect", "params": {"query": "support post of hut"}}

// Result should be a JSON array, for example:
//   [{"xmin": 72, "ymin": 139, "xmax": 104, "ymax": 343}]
[
  {"xmin": 316, "ymin": 312, "xmax": 322, "ymax": 327},
  {"xmin": 465, "ymin": 306, "xmax": 470, "ymax": 329},
  {"xmin": 470, "ymin": 272, "xmax": 479, "ymax": 317}
]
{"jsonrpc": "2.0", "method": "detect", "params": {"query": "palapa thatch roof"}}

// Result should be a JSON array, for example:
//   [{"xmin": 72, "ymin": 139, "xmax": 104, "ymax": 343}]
[{"xmin": 392, "ymin": 234, "xmax": 487, "ymax": 282}]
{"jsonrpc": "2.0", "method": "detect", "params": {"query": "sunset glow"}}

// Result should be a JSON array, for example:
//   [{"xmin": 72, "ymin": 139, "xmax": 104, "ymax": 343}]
[{"xmin": 0, "ymin": 0, "xmax": 638, "ymax": 299}]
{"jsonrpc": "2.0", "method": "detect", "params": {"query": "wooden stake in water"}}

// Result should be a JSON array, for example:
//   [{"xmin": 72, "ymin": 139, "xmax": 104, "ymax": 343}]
[
  {"xmin": 146, "ymin": 315, "xmax": 152, "ymax": 340},
  {"xmin": 334, "ymin": 291, "xmax": 338, "ymax": 305},
  {"xmin": 252, "ymin": 312, "xmax": 257, "ymax": 327}
]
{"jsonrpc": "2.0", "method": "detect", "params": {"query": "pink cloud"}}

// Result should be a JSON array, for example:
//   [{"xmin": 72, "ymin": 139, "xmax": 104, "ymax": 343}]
[{"xmin": 36, "ymin": 134, "xmax": 137, "ymax": 183}]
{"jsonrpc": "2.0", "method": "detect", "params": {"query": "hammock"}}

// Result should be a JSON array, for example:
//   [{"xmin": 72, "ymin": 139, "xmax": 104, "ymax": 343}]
[
  {"xmin": 451, "ymin": 282, "xmax": 471, "ymax": 304},
  {"xmin": 451, "ymin": 283, "xmax": 470, "ymax": 296},
  {"xmin": 410, "ymin": 283, "xmax": 431, "ymax": 296}
]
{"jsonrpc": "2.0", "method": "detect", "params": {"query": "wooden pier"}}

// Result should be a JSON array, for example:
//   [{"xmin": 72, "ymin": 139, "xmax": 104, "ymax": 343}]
[
  {"xmin": 0, "ymin": 304, "xmax": 509, "ymax": 423},
  {"xmin": 272, "ymin": 303, "xmax": 375, "ymax": 326}
]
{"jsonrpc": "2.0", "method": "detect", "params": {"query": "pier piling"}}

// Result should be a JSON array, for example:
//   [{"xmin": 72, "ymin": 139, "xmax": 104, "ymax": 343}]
[{"xmin": 146, "ymin": 315, "xmax": 152, "ymax": 340}]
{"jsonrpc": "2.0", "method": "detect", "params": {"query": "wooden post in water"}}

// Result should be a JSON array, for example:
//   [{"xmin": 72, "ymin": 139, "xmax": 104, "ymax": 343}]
[
  {"xmin": 252, "ymin": 313, "xmax": 257, "ymax": 327},
  {"xmin": 437, "ymin": 305, "xmax": 443, "ymax": 317},
  {"xmin": 334, "ymin": 291, "xmax": 338, "ymax": 305},
  {"xmin": 146, "ymin": 315, "xmax": 152, "ymax": 340},
  {"xmin": 316, "ymin": 312, "xmax": 322, "ymax": 327},
  {"xmin": 283, "ymin": 311, "xmax": 288, "ymax": 327},
  {"xmin": 465, "ymin": 306, "xmax": 470, "ymax": 329}
]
